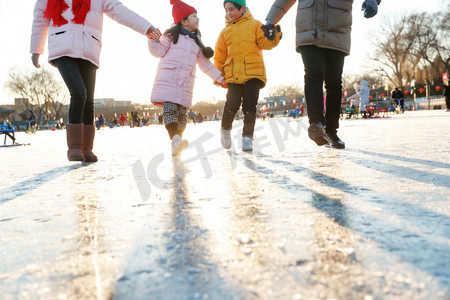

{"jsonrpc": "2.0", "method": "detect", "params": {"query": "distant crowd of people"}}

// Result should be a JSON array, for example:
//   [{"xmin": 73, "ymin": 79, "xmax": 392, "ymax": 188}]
[{"xmin": 94, "ymin": 110, "xmax": 222, "ymax": 130}]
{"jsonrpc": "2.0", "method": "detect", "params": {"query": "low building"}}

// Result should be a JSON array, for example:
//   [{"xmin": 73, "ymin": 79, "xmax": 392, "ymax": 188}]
[
  {"xmin": 0, "ymin": 106, "xmax": 15, "ymax": 122},
  {"xmin": 258, "ymin": 96, "xmax": 302, "ymax": 115}
]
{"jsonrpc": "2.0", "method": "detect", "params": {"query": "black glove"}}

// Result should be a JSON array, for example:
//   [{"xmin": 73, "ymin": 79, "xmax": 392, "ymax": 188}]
[
  {"xmin": 261, "ymin": 19, "xmax": 275, "ymax": 40},
  {"xmin": 261, "ymin": 20, "xmax": 281, "ymax": 41},
  {"xmin": 361, "ymin": 0, "xmax": 378, "ymax": 18}
]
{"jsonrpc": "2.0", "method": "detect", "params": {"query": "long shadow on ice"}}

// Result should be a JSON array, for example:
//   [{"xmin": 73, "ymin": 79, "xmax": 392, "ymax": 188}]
[
  {"xmin": 239, "ymin": 155, "xmax": 450, "ymax": 289},
  {"xmin": 0, "ymin": 165, "xmax": 82, "ymax": 204},
  {"xmin": 347, "ymin": 149, "xmax": 450, "ymax": 170},
  {"xmin": 264, "ymin": 156, "xmax": 450, "ymax": 241},
  {"xmin": 342, "ymin": 151, "xmax": 450, "ymax": 188},
  {"xmin": 114, "ymin": 157, "xmax": 240, "ymax": 300}
]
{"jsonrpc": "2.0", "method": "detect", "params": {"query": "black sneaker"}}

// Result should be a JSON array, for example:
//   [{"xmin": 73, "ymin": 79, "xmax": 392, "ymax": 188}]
[
  {"xmin": 308, "ymin": 122, "xmax": 328, "ymax": 146},
  {"xmin": 325, "ymin": 132, "xmax": 345, "ymax": 149}
]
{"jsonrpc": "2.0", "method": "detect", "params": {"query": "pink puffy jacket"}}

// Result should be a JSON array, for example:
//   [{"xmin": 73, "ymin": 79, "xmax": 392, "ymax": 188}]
[
  {"xmin": 149, "ymin": 33, "xmax": 223, "ymax": 109},
  {"xmin": 30, "ymin": 0, "xmax": 152, "ymax": 67}
]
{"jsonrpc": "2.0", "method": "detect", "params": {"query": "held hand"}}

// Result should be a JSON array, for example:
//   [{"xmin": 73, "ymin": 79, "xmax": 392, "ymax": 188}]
[
  {"xmin": 220, "ymin": 78, "xmax": 228, "ymax": 89},
  {"xmin": 31, "ymin": 53, "xmax": 41, "ymax": 68},
  {"xmin": 147, "ymin": 26, "xmax": 162, "ymax": 41},
  {"xmin": 148, "ymin": 25, "xmax": 158, "ymax": 32},
  {"xmin": 361, "ymin": 0, "xmax": 378, "ymax": 18},
  {"xmin": 275, "ymin": 25, "xmax": 282, "ymax": 39},
  {"xmin": 261, "ymin": 19, "xmax": 275, "ymax": 40},
  {"xmin": 214, "ymin": 78, "xmax": 228, "ymax": 89}
]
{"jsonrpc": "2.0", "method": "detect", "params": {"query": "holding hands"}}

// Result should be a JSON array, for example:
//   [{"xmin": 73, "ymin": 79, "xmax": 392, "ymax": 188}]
[
  {"xmin": 219, "ymin": 78, "xmax": 227, "ymax": 89},
  {"xmin": 214, "ymin": 78, "xmax": 228, "ymax": 89},
  {"xmin": 147, "ymin": 25, "xmax": 162, "ymax": 41},
  {"xmin": 361, "ymin": 0, "xmax": 380, "ymax": 18},
  {"xmin": 260, "ymin": 20, "xmax": 281, "ymax": 41}
]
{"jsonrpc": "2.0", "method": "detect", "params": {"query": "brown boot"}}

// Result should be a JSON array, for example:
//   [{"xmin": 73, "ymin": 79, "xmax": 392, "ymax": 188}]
[
  {"xmin": 66, "ymin": 124, "xmax": 85, "ymax": 161},
  {"xmin": 82, "ymin": 124, "xmax": 98, "ymax": 162}
]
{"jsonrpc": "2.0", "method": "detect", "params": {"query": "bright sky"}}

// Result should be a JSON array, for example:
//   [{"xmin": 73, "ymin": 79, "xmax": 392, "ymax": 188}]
[{"xmin": 0, "ymin": 0, "xmax": 445, "ymax": 105}]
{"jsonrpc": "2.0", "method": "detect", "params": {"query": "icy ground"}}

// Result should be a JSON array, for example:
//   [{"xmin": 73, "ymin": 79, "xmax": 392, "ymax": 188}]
[{"xmin": 1, "ymin": 110, "xmax": 449, "ymax": 300}]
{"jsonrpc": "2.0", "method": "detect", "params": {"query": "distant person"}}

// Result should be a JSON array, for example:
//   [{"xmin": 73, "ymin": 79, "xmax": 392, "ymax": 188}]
[
  {"xmin": 389, "ymin": 101, "xmax": 396, "ymax": 113},
  {"xmin": 118, "ymin": 113, "xmax": 127, "ymax": 126},
  {"xmin": 444, "ymin": 83, "xmax": 450, "ymax": 112},
  {"xmin": 28, "ymin": 111, "xmax": 37, "ymax": 127},
  {"xmin": 148, "ymin": 0, "xmax": 225, "ymax": 156},
  {"xmin": 128, "ymin": 111, "xmax": 134, "ymax": 127},
  {"xmin": 108, "ymin": 117, "xmax": 115, "ymax": 128},
  {"xmin": 96, "ymin": 113, "xmax": 105, "ymax": 129},
  {"xmin": 31, "ymin": 0, "xmax": 159, "ymax": 162},
  {"xmin": 132, "ymin": 111, "xmax": 140, "ymax": 127},
  {"xmin": 391, "ymin": 88, "xmax": 405, "ymax": 113},
  {"xmin": 264, "ymin": 0, "xmax": 381, "ymax": 149},
  {"xmin": 348, "ymin": 80, "xmax": 370, "ymax": 118},
  {"xmin": 215, "ymin": 0, "xmax": 282, "ymax": 152}
]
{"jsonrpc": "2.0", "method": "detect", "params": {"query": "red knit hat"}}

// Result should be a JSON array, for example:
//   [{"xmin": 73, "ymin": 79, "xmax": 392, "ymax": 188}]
[{"xmin": 171, "ymin": 0, "xmax": 197, "ymax": 24}]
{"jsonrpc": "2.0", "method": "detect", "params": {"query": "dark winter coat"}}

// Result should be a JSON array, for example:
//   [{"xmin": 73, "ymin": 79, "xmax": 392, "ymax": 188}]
[{"xmin": 392, "ymin": 90, "xmax": 404, "ymax": 99}]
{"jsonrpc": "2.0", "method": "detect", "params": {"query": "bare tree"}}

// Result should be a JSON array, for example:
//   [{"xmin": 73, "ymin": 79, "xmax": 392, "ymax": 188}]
[
  {"xmin": 410, "ymin": 12, "xmax": 448, "ymax": 86},
  {"xmin": 371, "ymin": 14, "xmax": 420, "ymax": 89},
  {"xmin": 434, "ymin": 6, "xmax": 450, "ymax": 76},
  {"xmin": 343, "ymin": 73, "xmax": 384, "ymax": 90},
  {"xmin": 5, "ymin": 68, "xmax": 68, "ymax": 123},
  {"xmin": 371, "ymin": 9, "xmax": 449, "ymax": 89}
]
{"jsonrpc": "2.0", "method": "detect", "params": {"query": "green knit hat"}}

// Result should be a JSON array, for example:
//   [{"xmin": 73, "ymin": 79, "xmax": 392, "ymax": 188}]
[{"xmin": 225, "ymin": 0, "xmax": 246, "ymax": 7}]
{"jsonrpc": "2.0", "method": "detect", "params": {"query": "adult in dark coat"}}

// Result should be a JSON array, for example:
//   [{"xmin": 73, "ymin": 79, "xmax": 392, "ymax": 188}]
[
  {"xmin": 391, "ymin": 88, "xmax": 404, "ymax": 112},
  {"xmin": 263, "ymin": 0, "xmax": 381, "ymax": 149}
]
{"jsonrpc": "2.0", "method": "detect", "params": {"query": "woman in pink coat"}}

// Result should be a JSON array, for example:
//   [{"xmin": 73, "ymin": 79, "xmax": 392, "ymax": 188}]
[
  {"xmin": 148, "ymin": 0, "xmax": 225, "ymax": 156},
  {"xmin": 30, "ymin": 0, "xmax": 157, "ymax": 162}
]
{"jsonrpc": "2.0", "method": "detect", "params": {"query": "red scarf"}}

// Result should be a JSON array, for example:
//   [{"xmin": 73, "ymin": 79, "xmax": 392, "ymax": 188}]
[{"xmin": 44, "ymin": 0, "xmax": 91, "ymax": 27}]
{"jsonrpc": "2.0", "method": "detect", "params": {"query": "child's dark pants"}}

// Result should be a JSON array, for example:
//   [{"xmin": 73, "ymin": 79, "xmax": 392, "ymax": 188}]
[{"xmin": 221, "ymin": 79, "xmax": 263, "ymax": 137}]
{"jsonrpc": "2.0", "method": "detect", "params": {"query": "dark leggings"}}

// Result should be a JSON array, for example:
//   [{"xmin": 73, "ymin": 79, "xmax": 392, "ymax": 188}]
[
  {"xmin": 53, "ymin": 57, "xmax": 97, "ymax": 125},
  {"xmin": 299, "ymin": 45, "xmax": 345, "ymax": 133},
  {"xmin": 221, "ymin": 78, "xmax": 263, "ymax": 137}
]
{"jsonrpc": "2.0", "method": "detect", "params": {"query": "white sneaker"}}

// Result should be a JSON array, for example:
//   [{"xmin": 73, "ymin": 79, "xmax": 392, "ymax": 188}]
[
  {"xmin": 221, "ymin": 128, "xmax": 232, "ymax": 149},
  {"xmin": 171, "ymin": 134, "xmax": 189, "ymax": 156},
  {"xmin": 242, "ymin": 136, "xmax": 253, "ymax": 151}
]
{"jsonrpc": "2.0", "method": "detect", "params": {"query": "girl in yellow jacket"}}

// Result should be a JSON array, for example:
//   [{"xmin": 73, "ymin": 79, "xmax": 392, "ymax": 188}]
[{"xmin": 214, "ymin": 0, "xmax": 281, "ymax": 151}]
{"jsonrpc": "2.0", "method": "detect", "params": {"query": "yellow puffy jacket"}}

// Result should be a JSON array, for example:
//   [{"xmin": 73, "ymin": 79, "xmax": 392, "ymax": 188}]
[{"xmin": 214, "ymin": 9, "xmax": 282, "ymax": 87}]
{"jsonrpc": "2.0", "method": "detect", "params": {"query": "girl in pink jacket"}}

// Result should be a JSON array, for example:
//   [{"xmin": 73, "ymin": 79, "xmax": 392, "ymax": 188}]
[
  {"xmin": 30, "ymin": 0, "xmax": 157, "ymax": 162},
  {"xmin": 148, "ymin": 0, "xmax": 225, "ymax": 156}
]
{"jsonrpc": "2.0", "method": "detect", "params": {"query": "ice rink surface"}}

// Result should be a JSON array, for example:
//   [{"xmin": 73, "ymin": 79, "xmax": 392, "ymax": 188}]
[{"xmin": 1, "ymin": 110, "xmax": 449, "ymax": 299}]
